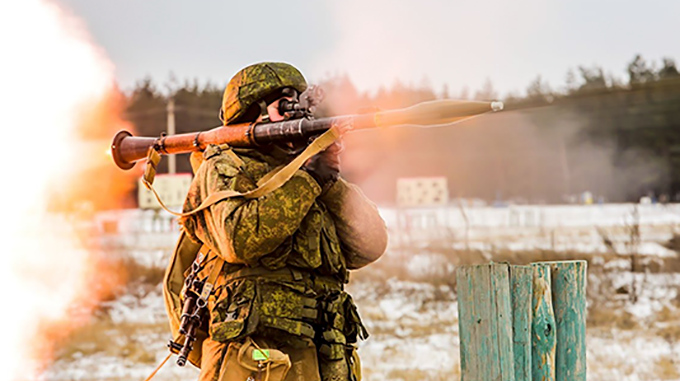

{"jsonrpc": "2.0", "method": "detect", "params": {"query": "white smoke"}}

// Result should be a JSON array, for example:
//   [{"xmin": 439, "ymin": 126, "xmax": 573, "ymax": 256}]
[{"xmin": 0, "ymin": 1, "xmax": 116, "ymax": 379}]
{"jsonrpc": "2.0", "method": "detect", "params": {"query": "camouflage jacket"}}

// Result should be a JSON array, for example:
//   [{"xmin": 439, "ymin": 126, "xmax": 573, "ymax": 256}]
[{"xmin": 180, "ymin": 144, "xmax": 387, "ymax": 350}]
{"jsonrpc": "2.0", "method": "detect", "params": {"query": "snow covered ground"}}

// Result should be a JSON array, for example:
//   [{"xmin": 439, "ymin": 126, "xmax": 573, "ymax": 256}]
[
  {"xmin": 46, "ymin": 273, "xmax": 680, "ymax": 381},
  {"xmin": 45, "ymin": 204, "xmax": 680, "ymax": 380},
  {"xmin": 382, "ymin": 203, "xmax": 680, "ymax": 257}
]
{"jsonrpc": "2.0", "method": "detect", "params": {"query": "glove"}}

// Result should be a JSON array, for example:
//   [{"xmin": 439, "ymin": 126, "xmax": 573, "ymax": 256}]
[{"xmin": 303, "ymin": 139, "xmax": 343, "ymax": 192}]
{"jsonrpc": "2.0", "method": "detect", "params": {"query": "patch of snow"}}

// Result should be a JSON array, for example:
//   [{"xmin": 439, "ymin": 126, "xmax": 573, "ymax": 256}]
[{"xmin": 106, "ymin": 288, "xmax": 167, "ymax": 325}]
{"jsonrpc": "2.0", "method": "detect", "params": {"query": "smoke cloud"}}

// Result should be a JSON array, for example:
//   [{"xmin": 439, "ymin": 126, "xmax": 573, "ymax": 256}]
[{"xmin": 0, "ymin": 0, "xmax": 133, "ymax": 378}]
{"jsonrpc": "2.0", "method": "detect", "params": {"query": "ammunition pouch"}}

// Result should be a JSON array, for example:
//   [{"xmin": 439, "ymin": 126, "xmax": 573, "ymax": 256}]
[
  {"xmin": 318, "ymin": 291, "xmax": 368, "ymax": 361},
  {"xmin": 210, "ymin": 278, "xmax": 256, "ymax": 343},
  {"xmin": 209, "ymin": 272, "xmax": 318, "ymax": 343},
  {"xmin": 218, "ymin": 337, "xmax": 292, "ymax": 381},
  {"xmin": 208, "ymin": 267, "xmax": 367, "ymax": 353},
  {"xmin": 209, "ymin": 277, "xmax": 319, "ymax": 343}
]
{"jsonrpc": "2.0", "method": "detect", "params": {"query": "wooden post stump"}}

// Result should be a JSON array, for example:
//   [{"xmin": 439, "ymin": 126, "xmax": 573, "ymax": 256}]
[
  {"xmin": 531, "ymin": 263, "xmax": 556, "ymax": 381},
  {"xmin": 546, "ymin": 261, "xmax": 587, "ymax": 381},
  {"xmin": 456, "ymin": 261, "xmax": 587, "ymax": 381},
  {"xmin": 511, "ymin": 266, "xmax": 533, "ymax": 381},
  {"xmin": 457, "ymin": 263, "xmax": 515, "ymax": 381}
]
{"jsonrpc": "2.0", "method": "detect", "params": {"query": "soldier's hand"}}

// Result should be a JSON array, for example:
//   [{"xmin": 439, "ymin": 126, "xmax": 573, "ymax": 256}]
[{"xmin": 303, "ymin": 139, "xmax": 343, "ymax": 192}]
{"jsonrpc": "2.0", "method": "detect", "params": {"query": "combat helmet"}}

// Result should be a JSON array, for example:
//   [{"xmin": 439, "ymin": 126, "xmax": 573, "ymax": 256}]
[{"xmin": 220, "ymin": 62, "xmax": 307, "ymax": 125}]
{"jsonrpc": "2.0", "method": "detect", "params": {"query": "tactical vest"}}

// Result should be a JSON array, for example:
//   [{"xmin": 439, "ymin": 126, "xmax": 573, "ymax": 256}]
[{"xmin": 163, "ymin": 145, "xmax": 367, "ymax": 368}]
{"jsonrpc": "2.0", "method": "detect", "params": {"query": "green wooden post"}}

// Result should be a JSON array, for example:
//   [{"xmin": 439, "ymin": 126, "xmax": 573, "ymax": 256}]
[
  {"xmin": 546, "ymin": 261, "xmax": 587, "ymax": 381},
  {"xmin": 531, "ymin": 263, "xmax": 556, "ymax": 381},
  {"xmin": 458, "ymin": 261, "xmax": 585, "ymax": 381},
  {"xmin": 457, "ymin": 263, "xmax": 515, "ymax": 381},
  {"xmin": 493, "ymin": 264, "xmax": 516, "ymax": 381},
  {"xmin": 510, "ymin": 266, "xmax": 533, "ymax": 381}
]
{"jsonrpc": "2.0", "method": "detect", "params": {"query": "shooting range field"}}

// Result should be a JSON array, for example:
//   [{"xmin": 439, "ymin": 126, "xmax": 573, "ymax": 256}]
[{"xmin": 44, "ymin": 202, "xmax": 680, "ymax": 380}]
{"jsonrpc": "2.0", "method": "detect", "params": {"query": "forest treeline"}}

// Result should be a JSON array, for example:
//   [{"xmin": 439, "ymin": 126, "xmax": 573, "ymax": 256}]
[{"xmin": 122, "ymin": 55, "xmax": 680, "ymax": 202}]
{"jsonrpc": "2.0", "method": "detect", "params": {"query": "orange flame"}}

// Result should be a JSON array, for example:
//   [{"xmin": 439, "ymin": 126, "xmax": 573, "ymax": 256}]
[{"xmin": 0, "ymin": 0, "xmax": 134, "ymax": 378}]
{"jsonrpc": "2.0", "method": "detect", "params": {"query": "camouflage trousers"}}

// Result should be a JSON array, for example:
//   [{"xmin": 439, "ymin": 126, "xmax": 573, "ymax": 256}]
[{"xmin": 198, "ymin": 335, "xmax": 361, "ymax": 381}]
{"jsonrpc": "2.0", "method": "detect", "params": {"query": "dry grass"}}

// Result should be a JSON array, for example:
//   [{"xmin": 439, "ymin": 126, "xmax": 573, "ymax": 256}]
[
  {"xmin": 654, "ymin": 304, "xmax": 680, "ymax": 343},
  {"xmin": 656, "ymin": 304, "xmax": 678, "ymax": 323},
  {"xmin": 658, "ymin": 255, "xmax": 680, "ymax": 273},
  {"xmin": 118, "ymin": 257, "xmax": 166, "ymax": 287},
  {"xmin": 382, "ymin": 368, "xmax": 459, "ymax": 381},
  {"xmin": 657, "ymin": 323, "xmax": 680, "ymax": 343},
  {"xmin": 55, "ymin": 317, "xmax": 165, "ymax": 364},
  {"xmin": 662, "ymin": 232, "xmax": 680, "ymax": 252},
  {"xmin": 366, "ymin": 319, "xmax": 453, "ymax": 339},
  {"xmin": 354, "ymin": 247, "xmax": 609, "ymax": 296},
  {"xmin": 587, "ymin": 306, "xmax": 639, "ymax": 330},
  {"xmin": 654, "ymin": 357, "xmax": 680, "ymax": 380},
  {"xmin": 50, "ymin": 251, "xmax": 169, "ymax": 366}
]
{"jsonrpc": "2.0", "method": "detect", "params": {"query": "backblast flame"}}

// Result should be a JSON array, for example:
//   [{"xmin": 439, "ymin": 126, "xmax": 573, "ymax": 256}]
[{"xmin": 0, "ymin": 1, "xmax": 132, "ymax": 379}]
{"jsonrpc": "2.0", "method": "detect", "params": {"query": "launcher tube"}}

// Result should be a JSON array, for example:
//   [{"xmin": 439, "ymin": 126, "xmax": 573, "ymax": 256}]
[{"xmin": 111, "ymin": 99, "xmax": 501, "ymax": 170}]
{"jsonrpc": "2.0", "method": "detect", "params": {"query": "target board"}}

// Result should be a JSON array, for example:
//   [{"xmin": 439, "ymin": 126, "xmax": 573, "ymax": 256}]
[
  {"xmin": 397, "ymin": 176, "xmax": 449, "ymax": 207},
  {"xmin": 138, "ymin": 173, "xmax": 193, "ymax": 210}
]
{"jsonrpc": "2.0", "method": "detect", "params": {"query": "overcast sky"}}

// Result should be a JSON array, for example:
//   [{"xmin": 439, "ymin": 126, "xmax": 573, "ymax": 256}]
[{"xmin": 56, "ymin": 0, "xmax": 680, "ymax": 97}]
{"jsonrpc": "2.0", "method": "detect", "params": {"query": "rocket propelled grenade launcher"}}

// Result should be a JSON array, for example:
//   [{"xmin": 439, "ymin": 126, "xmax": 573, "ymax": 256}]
[{"xmin": 111, "ymin": 99, "xmax": 503, "ymax": 170}]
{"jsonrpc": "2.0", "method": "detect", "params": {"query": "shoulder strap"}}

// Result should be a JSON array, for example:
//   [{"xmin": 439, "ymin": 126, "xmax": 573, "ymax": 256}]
[{"xmin": 147, "ymin": 125, "xmax": 342, "ymax": 217}]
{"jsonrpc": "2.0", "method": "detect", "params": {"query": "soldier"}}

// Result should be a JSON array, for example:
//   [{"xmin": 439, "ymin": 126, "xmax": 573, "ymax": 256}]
[{"xmin": 180, "ymin": 62, "xmax": 388, "ymax": 381}]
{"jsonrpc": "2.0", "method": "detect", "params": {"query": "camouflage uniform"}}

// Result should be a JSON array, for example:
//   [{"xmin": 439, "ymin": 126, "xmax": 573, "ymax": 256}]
[{"xmin": 181, "ymin": 63, "xmax": 388, "ymax": 381}]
